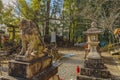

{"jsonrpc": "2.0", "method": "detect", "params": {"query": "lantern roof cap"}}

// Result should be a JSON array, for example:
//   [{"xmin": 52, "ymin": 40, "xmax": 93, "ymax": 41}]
[{"xmin": 83, "ymin": 21, "xmax": 103, "ymax": 34}]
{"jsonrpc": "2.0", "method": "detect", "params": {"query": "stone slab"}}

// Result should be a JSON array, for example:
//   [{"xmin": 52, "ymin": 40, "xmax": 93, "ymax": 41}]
[
  {"xmin": 80, "ymin": 68, "xmax": 111, "ymax": 78},
  {"xmin": 1, "ymin": 65, "xmax": 58, "ymax": 80},
  {"xmin": 15, "ymin": 54, "xmax": 45, "ymax": 62},
  {"xmin": 77, "ymin": 75, "xmax": 111, "ymax": 80},
  {"xmin": 8, "ymin": 55, "xmax": 52, "ymax": 79},
  {"xmin": 33, "ymin": 66, "xmax": 58, "ymax": 80},
  {"xmin": 84, "ymin": 59, "xmax": 106, "ymax": 69}
]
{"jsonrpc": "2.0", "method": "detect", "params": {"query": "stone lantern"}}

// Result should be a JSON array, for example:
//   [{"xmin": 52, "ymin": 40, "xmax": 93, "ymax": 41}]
[
  {"xmin": 77, "ymin": 21, "xmax": 111, "ymax": 80},
  {"xmin": 84, "ymin": 21, "xmax": 103, "ymax": 59},
  {"xmin": 0, "ymin": 30, "xmax": 5, "ymax": 48}
]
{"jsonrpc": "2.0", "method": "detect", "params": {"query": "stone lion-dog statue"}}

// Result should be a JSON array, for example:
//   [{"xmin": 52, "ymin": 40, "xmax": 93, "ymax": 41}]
[{"xmin": 19, "ymin": 19, "xmax": 45, "ymax": 57}]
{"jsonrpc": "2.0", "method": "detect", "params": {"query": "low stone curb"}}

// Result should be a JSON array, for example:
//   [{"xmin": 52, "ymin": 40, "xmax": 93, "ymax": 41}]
[{"xmin": 112, "ymin": 55, "xmax": 120, "ymax": 71}]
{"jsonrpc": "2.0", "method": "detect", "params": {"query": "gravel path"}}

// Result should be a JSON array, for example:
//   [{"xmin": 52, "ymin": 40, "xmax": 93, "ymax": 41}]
[
  {"xmin": 58, "ymin": 48, "xmax": 120, "ymax": 80},
  {"xmin": 58, "ymin": 49, "xmax": 85, "ymax": 80}
]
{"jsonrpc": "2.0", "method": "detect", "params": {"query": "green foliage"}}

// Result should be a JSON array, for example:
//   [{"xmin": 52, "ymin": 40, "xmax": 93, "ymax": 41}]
[
  {"xmin": 0, "ymin": 0, "xmax": 3, "ymax": 23},
  {"xmin": 62, "ymin": 0, "xmax": 120, "ymax": 44},
  {"xmin": 0, "ymin": 2, "xmax": 20, "ymax": 41},
  {"xmin": 0, "ymin": 0, "xmax": 3, "ymax": 12},
  {"xmin": 0, "ymin": 0, "xmax": 120, "ymax": 45},
  {"xmin": 31, "ymin": 0, "xmax": 41, "ymax": 11},
  {"xmin": 62, "ymin": 0, "xmax": 91, "ymax": 43},
  {"xmin": 17, "ymin": 0, "xmax": 34, "ymax": 20},
  {"xmin": 16, "ymin": 0, "xmax": 51, "ymax": 36}
]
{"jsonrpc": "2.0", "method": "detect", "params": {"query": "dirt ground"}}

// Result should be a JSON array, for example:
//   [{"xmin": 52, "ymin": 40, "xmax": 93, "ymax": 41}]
[
  {"xmin": 0, "ymin": 48, "xmax": 120, "ymax": 80},
  {"xmin": 58, "ymin": 48, "xmax": 120, "ymax": 80}
]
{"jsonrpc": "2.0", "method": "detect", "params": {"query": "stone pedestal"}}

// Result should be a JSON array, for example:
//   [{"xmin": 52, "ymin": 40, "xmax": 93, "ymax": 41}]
[
  {"xmin": 77, "ymin": 22, "xmax": 111, "ymax": 80},
  {"xmin": 77, "ymin": 59, "xmax": 111, "ymax": 80},
  {"xmin": 8, "ymin": 55, "xmax": 58, "ymax": 80}
]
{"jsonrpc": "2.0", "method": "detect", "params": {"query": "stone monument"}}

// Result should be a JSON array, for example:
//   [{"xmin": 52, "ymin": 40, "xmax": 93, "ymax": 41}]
[
  {"xmin": 77, "ymin": 21, "xmax": 111, "ymax": 80},
  {"xmin": 51, "ymin": 31, "xmax": 56, "ymax": 45},
  {"xmin": 8, "ymin": 19, "xmax": 59, "ymax": 80},
  {"xmin": 49, "ymin": 30, "xmax": 61, "ymax": 61}
]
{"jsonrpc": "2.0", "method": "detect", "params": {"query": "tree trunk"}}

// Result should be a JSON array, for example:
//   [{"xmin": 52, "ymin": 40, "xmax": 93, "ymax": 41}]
[
  {"xmin": 12, "ymin": 27, "xmax": 15, "ymax": 41},
  {"xmin": 72, "ymin": 21, "xmax": 76, "ymax": 44},
  {"xmin": 45, "ymin": 0, "xmax": 51, "ymax": 37},
  {"xmin": 69, "ymin": 22, "xmax": 72, "ymax": 43}
]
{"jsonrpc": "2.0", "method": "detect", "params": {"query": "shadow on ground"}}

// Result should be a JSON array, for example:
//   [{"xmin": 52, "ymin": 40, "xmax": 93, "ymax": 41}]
[{"xmin": 60, "ymin": 57, "xmax": 84, "ymax": 65}]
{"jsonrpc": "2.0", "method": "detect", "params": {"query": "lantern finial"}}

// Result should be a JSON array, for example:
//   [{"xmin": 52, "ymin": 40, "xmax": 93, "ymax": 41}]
[{"xmin": 91, "ymin": 21, "xmax": 97, "ymax": 28}]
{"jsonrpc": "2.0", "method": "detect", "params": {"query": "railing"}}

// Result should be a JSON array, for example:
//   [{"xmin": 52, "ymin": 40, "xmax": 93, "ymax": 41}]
[{"xmin": 108, "ymin": 42, "xmax": 120, "ymax": 55}]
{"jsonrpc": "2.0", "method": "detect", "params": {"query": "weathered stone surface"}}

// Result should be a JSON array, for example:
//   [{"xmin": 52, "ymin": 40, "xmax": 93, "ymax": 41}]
[
  {"xmin": 84, "ymin": 59, "xmax": 106, "ymax": 69},
  {"xmin": 0, "ymin": 77, "xmax": 10, "ymax": 80},
  {"xmin": 77, "ymin": 75, "xmax": 111, "ymax": 80},
  {"xmin": 15, "ymin": 55, "xmax": 36, "ymax": 62},
  {"xmin": 77, "ymin": 22, "xmax": 111, "ymax": 80},
  {"xmin": 87, "ymin": 46, "xmax": 101, "ymax": 59},
  {"xmin": 9, "ymin": 55, "xmax": 52, "ymax": 79},
  {"xmin": 77, "ymin": 58, "xmax": 111, "ymax": 80},
  {"xmin": 33, "ymin": 66, "xmax": 58, "ymax": 80},
  {"xmin": 80, "ymin": 68, "xmax": 111, "ymax": 78},
  {"xmin": 1, "ymin": 65, "xmax": 58, "ymax": 80},
  {"xmin": 6, "ymin": 19, "xmax": 59, "ymax": 80}
]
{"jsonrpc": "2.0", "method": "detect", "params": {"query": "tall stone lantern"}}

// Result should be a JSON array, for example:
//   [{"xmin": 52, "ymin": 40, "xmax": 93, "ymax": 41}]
[
  {"xmin": 84, "ymin": 21, "xmax": 102, "ymax": 59},
  {"xmin": 77, "ymin": 21, "xmax": 111, "ymax": 80}
]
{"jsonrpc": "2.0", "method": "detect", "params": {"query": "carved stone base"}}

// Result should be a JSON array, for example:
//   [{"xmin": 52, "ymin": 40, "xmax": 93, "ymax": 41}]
[
  {"xmin": 77, "ymin": 59, "xmax": 111, "ymax": 80},
  {"xmin": 0, "ymin": 76, "xmax": 9, "ymax": 80},
  {"xmin": 2, "ymin": 65, "xmax": 58, "ymax": 80},
  {"xmin": 80, "ymin": 68, "xmax": 111, "ymax": 78},
  {"xmin": 33, "ymin": 66, "xmax": 58, "ymax": 80},
  {"xmin": 77, "ymin": 75, "xmax": 111, "ymax": 80},
  {"xmin": 84, "ymin": 59, "xmax": 106, "ymax": 69},
  {"xmin": 15, "ymin": 54, "xmax": 45, "ymax": 62},
  {"xmin": 8, "ymin": 55, "xmax": 55, "ymax": 79}
]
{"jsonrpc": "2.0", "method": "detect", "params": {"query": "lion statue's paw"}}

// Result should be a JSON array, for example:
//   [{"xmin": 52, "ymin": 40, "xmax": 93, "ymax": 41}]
[
  {"xmin": 19, "ymin": 52, "xmax": 24, "ymax": 55},
  {"xmin": 30, "ymin": 51, "xmax": 37, "ymax": 56}
]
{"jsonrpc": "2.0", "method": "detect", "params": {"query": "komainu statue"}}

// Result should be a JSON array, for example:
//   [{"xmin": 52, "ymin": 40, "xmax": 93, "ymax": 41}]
[
  {"xmin": 19, "ymin": 19, "xmax": 45, "ymax": 58},
  {"xmin": 9, "ymin": 20, "xmax": 59, "ymax": 80}
]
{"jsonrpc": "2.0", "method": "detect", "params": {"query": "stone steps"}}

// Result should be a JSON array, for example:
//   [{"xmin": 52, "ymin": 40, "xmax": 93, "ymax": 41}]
[
  {"xmin": 80, "ymin": 67, "xmax": 111, "ymax": 78},
  {"xmin": 77, "ymin": 75, "xmax": 111, "ymax": 80}
]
